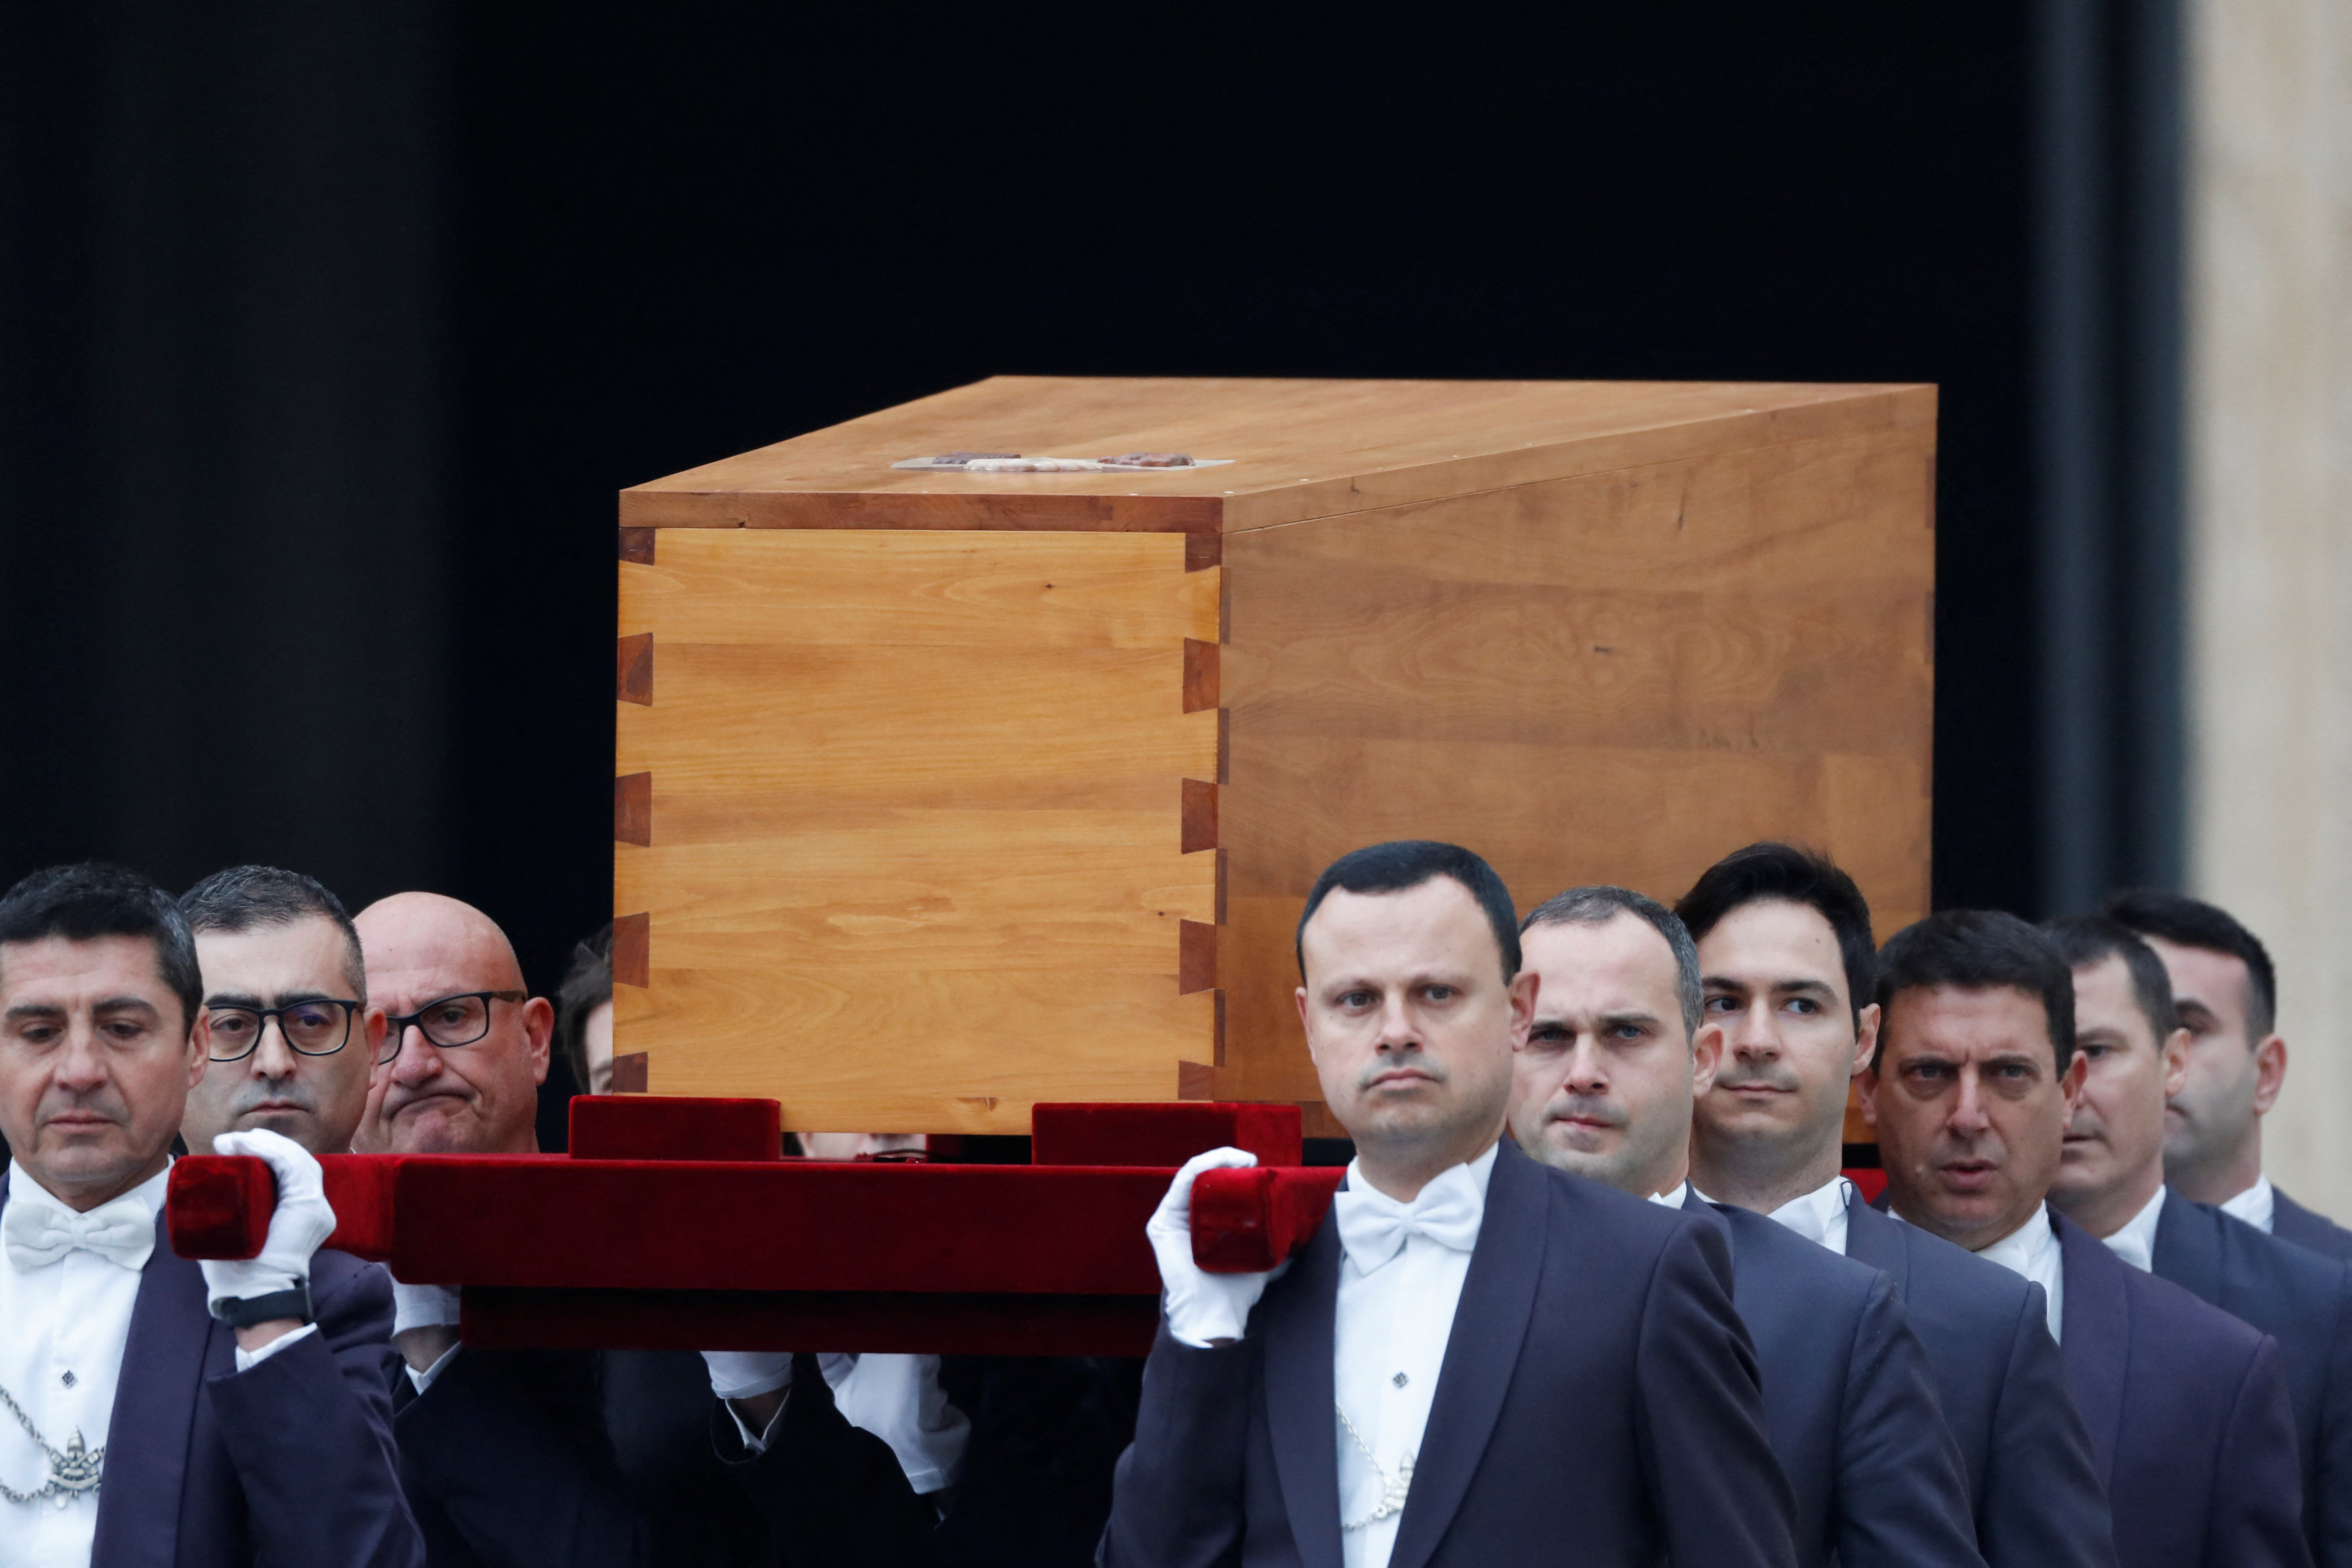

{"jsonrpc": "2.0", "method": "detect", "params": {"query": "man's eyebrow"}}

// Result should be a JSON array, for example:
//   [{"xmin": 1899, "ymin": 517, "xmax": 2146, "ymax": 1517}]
[
  {"xmin": 91, "ymin": 996, "xmax": 162, "ymax": 1016},
  {"xmin": 3, "ymin": 1003, "xmax": 64, "ymax": 1023},
  {"xmin": 206, "ymin": 990, "xmax": 266, "ymax": 1009},
  {"xmin": 1700, "ymin": 973, "xmax": 1751, "ymax": 993},
  {"xmin": 1598, "ymin": 1009, "xmax": 1664, "ymax": 1033},
  {"xmin": 1769, "ymin": 977, "xmax": 1838, "ymax": 999}
]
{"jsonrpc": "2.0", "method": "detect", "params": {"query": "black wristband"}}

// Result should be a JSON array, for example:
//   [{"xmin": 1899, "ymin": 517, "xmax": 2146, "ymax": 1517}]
[{"xmin": 209, "ymin": 1283, "xmax": 313, "ymax": 1329}]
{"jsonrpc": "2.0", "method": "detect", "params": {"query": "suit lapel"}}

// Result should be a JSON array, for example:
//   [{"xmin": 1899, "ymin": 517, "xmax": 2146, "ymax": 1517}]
[
  {"xmin": 2150, "ymin": 1190, "xmax": 2222, "ymax": 1301},
  {"xmin": 90, "ymin": 1214, "xmax": 215, "ymax": 1568},
  {"xmin": 1262, "ymin": 1197, "xmax": 1345, "ymax": 1568},
  {"xmin": 1842, "ymin": 1193, "xmax": 1913, "ymax": 1296},
  {"xmin": 1386, "ymin": 1140, "xmax": 1546, "ymax": 1568},
  {"xmin": 2053, "ymin": 1212, "xmax": 2128, "ymax": 1495}
]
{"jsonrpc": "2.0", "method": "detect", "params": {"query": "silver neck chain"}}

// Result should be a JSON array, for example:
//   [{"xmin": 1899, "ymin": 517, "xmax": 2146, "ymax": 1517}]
[
  {"xmin": 0, "ymin": 1381, "xmax": 103, "ymax": 1506},
  {"xmin": 1335, "ymin": 1400, "xmax": 1413, "ymax": 1531}
]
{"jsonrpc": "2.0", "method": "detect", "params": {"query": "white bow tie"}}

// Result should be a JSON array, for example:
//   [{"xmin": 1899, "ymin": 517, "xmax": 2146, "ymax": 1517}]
[
  {"xmin": 1333, "ymin": 1162, "xmax": 1485, "ymax": 1275},
  {"xmin": 3, "ymin": 1192, "xmax": 156, "ymax": 1273}
]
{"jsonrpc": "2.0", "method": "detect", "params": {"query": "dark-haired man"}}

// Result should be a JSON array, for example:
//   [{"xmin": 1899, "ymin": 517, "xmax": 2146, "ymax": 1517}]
[
  {"xmin": 0, "ymin": 862, "xmax": 417, "ymax": 1568},
  {"xmin": 1866, "ymin": 908, "xmax": 2307, "ymax": 1568},
  {"xmin": 2045, "ymin": 916, "xmax": 2352, "ymax": 1568},
  {"xmin": 1506, "ymin": 881, "xmax": 1980, "ymax": 1568},
  {"xmin": 181, "ymin": 865, "xmax": 384, "ymax": 1156},
  {"xmin": 1677, "ymin": 842, "xmax": 2112, "ymax": 1568},
  {"xmin": 1106, "ymin": 840, "xmax": 1799, "ymax": 1568},
  {"xmin": 2105, "ymin": 890, "xmax": 2352, "ymax": 1259}
]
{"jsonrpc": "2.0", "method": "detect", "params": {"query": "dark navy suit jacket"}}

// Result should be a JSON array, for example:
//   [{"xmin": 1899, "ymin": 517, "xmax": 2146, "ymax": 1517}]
[
  {"xmin": 1845, "ymin": 1193, "xmax": 2115, "ymax": 1568},
  {"xmin": 1695, "ymin": 1201, "xmax": 1981, "ymax": 1568},
  {"xmin": 389, "ymin": 1347, "xmax": 646, "ymax": 1568},
  {"xmin": 2153, "ymin": 1191, "xmax": 2352, "ymax": 1568},
  {"xmin": 1102, "ymin": 1138, "xmax": 1800, "ymax": 1568},
  {"xmin": 2275, "ymin": 1190, "xmax": 2352, "ymax": 1264},
  {"xmin": 78, "ymin": 1209, "xmax": 421, "ymax": 1568},
  {"xmin": 2055, "ymin": 1211, "xmax": 2310, "ymax": 1568}
]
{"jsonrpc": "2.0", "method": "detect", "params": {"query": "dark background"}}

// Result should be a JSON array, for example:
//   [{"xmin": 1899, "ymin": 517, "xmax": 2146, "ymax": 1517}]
[{"xmin": 0, "ymin": 4, "xmax": 2183, "ymax": 1138}]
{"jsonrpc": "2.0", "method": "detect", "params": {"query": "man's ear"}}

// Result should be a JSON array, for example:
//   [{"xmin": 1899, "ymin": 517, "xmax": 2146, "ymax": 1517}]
[
  {"xmin": 521, "ymin": 996, "xmax": 555, "ymax": 1086},
  {"xmin": 1506, "ymin": 969, "xmax": 1539, "ymax": 1048},
  {"xmin": 2251, "ymin": 1033, "xmax": 2287, "ymax": 1116},
  {"xmin": 1294, "ymin": 985, "xmax": 1318, "ymax": 1067},
  {"xmin": 1855, "ymin": 1061, "xmax": 1882, "ymax": 1129},
  {"xmin": 1851, "ymin": 1002, "xmax": 1882, "ymax": 1080},
  {"xmin": 2161, "ymin": 1026, "xmax": 2191, "ymax": 1099},
  {"xmin": 185, "ymin": 1011, "xmax": 209, "ymax": 1089},
  {"xmin": 1691, "ymin": 1020, "xmax": 1725, "ymax": 1095},
  {"xmin": 2059, "ymin": 1047, "xmax": 2089, "ymax": 1110}
]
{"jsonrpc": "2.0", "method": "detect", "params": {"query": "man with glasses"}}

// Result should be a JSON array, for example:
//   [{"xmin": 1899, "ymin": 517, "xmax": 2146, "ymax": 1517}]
[
  {"xmin": 352, "ymin": 891, "xmax": 644, "ymax": 1568},
  {"xmin": 181, "ymin": 866, "xmax": 384, "ymax": 1157}
]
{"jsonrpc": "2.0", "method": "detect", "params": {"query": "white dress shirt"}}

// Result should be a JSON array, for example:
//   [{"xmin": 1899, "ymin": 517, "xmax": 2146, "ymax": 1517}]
[
  {"xmin": 1331, "ymin": 1143, "xmax": 1495, "ymax": 1568},
  {"xmin": 2099, "ymin": 1184, "xmax": 2169, "ymax": 1274},
  {"xmin": 2222, "ymin": 1175, "xmax": 2276, "ymax": 1234},
  {"xmin": 0, "ymin": 1161, "xmax": 168, "ymax": 1568},
  {"xmin": 1764, "ymin": 1175, "xmax": 1853, "ymax": 1254},
  {"xmin": 1943, "ymin": 1201, "xmax": 2065, "ymax": 1343}
]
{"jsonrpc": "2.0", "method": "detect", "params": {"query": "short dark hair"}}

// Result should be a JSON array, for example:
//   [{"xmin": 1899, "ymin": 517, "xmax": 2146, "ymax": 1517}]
[
  {"xmin": 1874, "ymin": 909, "xmax": 2076, "ymax": 1075},
  {"xmin": 1523, "ymin": 885, "xmax": 1702, "ymax": 1035},
  {"xmin": 1296, "ymin": 841, "xmax": 1520, "ymax": 983},
  {"xmin": 2103, "ymin": 889, "xmax": 2276, "ymax": 1040},
  {"xmin": 180, "ymin": 865, "xmax": 367, "ymax": 1004},
  {"xmin": 1675, "ymin": 842, "xmax": 1876, "ymax": 1029},
  {"xmin": 555, "ymin": 923, "xmax": 614, "ymax": 1092},
  {"xmin": 0, "ymin": 863, "xmax": 204, "ymax": 1032},
  {"xmin": 2043, "ymin": 915, "xmax": 2179, "ymax": 1042}
]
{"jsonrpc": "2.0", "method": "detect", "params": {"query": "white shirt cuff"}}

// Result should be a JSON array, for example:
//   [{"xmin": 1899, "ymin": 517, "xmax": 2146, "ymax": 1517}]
[
  {"xmin": 233, "ymin": 1322, "xmax": 319, "ymax": 1373},
  {"xmin": 405, "ymin": 1342, "xmax": 461, "ymax": 1395},
  {"xmin": 726, "ymin": 1391, "xmax": 789, "ymax": 1455}
]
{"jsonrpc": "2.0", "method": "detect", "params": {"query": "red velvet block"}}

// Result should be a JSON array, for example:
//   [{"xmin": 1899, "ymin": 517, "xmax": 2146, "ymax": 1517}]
[
  {"xmin": 568, "ymin": 1094, "xmax": 782, "ymax": 1161},
  {"xmin": 378, "ymin": 1159, "xmax": 1170, "ymax": 1294},
  {"xmin": 1029, "ymin": 1102, "xmax": 1304, "ymax": 1168},
  {"xmin": 169, "ymin": 1153, "xmax": 406, "ymax": 1262},
  {"xmin": 1190, "ymin": 1166, "xmax": 1346, "ymax": 1274},
  {"xmin": 461, "ymin": 1287, "xmax": 1160, "ymax": 1357}
]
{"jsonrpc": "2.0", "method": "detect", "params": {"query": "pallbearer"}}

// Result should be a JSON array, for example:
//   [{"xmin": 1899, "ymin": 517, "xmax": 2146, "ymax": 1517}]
[
  {"xmin": 1675, "ymin": 843, "xmax": 2114, "ymax": 1567},
  {"xmin": 2044, "ymin": 916, "xmax": 2352, "ymax": 1568},
  {"xmin": 0, "ymin": 863, "xmax": 417, "ymax": 1568},
  {"xmin": 1104, "ymin": 841, "xmax": 1798, "ymax": 1568},
  {"xmin": 1503, "ymin": 881, "xmax": 1982, "ymax": 1568},
  {"xmin": 1864, "ymin": 908, "xmax": 2307, "ymax": 1568}
]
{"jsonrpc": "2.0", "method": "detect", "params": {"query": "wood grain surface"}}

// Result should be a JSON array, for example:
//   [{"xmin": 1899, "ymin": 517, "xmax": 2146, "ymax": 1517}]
[
  {"xmin": 620, "ymin": 376, "xmax": 1931, "ymax": 535},
  {"xmin": 616, "ymin": 529, "xmax": 1223, "ymax": 1130},
  {"xmin": 614, "ymin": 379, "xmax": 1934, "ymax": 1132}
]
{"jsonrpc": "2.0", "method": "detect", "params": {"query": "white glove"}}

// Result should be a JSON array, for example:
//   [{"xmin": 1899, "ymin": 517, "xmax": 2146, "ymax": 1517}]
[
  {"xmin": 200, "ymin": 1129, "xmax": 336, "ymax": 1307},
  {"xmin": 702, "ymin": 1349, "xmax": 793, "ymax": 1401},
  {"xmin": 1148, "ymin": 1148, "xmax": 1279, "ymax": 1348},
  {"xmin": 393, "ymin": 1282, "xmax": 463, "ymax": 1335}
]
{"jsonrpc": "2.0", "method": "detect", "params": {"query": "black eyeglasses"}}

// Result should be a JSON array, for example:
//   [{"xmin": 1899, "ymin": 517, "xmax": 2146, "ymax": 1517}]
[
  {"xmin": 378, "ymin": 990, "xmax": 528, "ymax": 1065},
  {"xmin": 206, "ymin": 999, "xmax": 363, "ymax": 1062}
]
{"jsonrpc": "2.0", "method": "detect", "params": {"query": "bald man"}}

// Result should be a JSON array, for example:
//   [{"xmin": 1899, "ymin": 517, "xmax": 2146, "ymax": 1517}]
[
  {"xmin": 353, "ymin": 892, "xmax": 552, "ymax": 1158},
  {"xmin": 351, "ymin": 893, "xmax": 643, "ymax": 1568}
]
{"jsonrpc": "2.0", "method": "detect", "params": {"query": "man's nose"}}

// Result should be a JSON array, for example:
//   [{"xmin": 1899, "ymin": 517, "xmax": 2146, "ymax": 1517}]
[
  {"xmin": 386, "ymin": 1023, "xmax": 444, "ymax": 1082},
  {"xmin": 1372, "ymin": 994, "xmax": 1420, "ymax": 1050},
  {"xmin": 54, "ymin": 1022, "xmax": 109, "ymax": 1089},
  {"xmin": 1949, "ymin": 1069, "xmax": 1991, "ymax": 1134},
  {"xmin": 1564, "ymin": 1035, "xmax": 1608, "ymax": 1093},
  {"xmin": 1729, "ymin": 1003, "xmax": 1780, "ymax": 1058},
  {"xmin": 250, "ymin": 1017, "xmax": 300, "ymax": 1079}
]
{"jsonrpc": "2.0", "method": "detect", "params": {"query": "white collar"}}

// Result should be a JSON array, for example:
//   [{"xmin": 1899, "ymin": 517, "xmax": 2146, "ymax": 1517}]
[
  {"xmin": 1649, "ymin": 1181, "xmax": 1691, "ymax": 1209},
  {"xmin": 1342, "ymin": 1140, "xmax": 1500, "ymax": 1207},
  {"xmin": 2100, "ymin": 1182, "xmax": 2170, "ymax": 1273},
  {"xmin": 6, "ymin": 1159, "xmax": 172, "ymax": 1227},
  {"xmin": 1765, "ymin": 1174, "xmax": 1853, "ymax": 1249},
  {"xmin": 2220, "ymin": 1175, "xmax": 2275, "ymax": 1234},
  {"xmin": 1970, "ymin": 1201, "xmax": 2059, "ymax": 1274}
]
